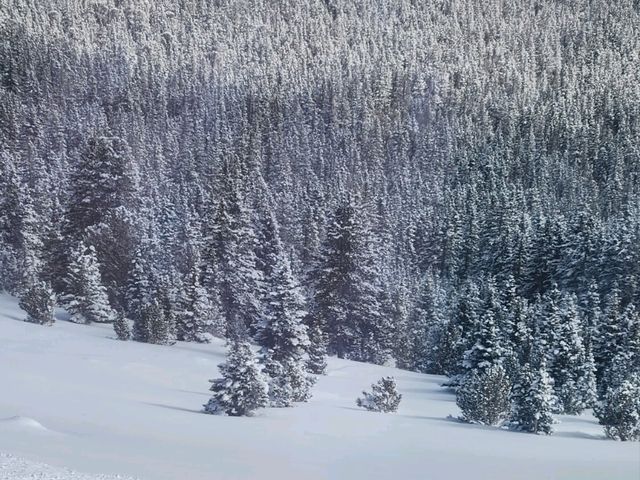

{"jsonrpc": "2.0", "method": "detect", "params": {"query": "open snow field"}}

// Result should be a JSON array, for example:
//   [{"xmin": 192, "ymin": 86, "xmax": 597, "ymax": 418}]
[{"xmin": 0, "ymin": 294, "xmax": 638, "ymax": 480}]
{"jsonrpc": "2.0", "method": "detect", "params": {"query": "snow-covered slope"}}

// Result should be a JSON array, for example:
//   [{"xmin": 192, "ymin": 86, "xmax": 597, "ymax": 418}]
[{"xmin": 0, "ymin": 294, "xmax": 638, "ymax": 480}]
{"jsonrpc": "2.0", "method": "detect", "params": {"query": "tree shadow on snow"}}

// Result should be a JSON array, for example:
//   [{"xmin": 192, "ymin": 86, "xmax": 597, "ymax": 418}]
[
  {"xmin": 142, "ymin": 401, "xmax": 203, "ymax": 415},
  {"xmin": 173, "ymin": 389, "xmax": 211, "ymax": 397},
  {"xmin": 552, "ymin": 430, "xmax": 605, "ymax": 441}
]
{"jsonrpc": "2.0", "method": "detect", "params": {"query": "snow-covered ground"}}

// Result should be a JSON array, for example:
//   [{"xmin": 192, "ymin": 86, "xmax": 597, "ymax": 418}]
[
  {"xmin": 0, "ymin": 294, "xmax": 638, "ymax": 480},
  {"xmin": 0, "ymin": 452, "xmax": 137, "ymax": 480}
]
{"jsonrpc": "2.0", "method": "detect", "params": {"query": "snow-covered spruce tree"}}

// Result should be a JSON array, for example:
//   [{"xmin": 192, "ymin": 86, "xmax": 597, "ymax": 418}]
[
  {"xmin": 356, "ymin": 376, "xmax": 402, "ymax": 413},
  {"xmin": 580, "ymin": 280, "xmax": 602, "ymax": 353},
  {"xmin": 0, "ymin": 157, "xmax": 47, "ymax": 296},
  {"xmin": 176, "ymin": 258, "xmax": 213, "ymax": 343},
  {"xmin": 310, "ymin": 201, "xmax": 391, "ymax": 364},
  {"xmin": 456, "ymin": 365, "xmax": 511, "ymax": 426},
  {"xmin": 509, "ymin": 362, "xmax": 555, "ymax": 435},
  {"xmin": 135, "ymin": 299, "xmax": 175, "ymax": 346},
  {"xmin": 204, "ymin": 339, "xmax": 269, "ymax": 416},
  {"xmin": 551, "ymin": 293, "xmax": 589, "ymax": 414},
  {"xmin": 445, "ymin": 280, "xmax": 483, "ymax": 381},
  {"xmin": 403, "ymin": 271, "xmax": 448, "ymax": 373},
  {"xmin": 203, "ymin": 159, "xmax": 265, "ymax": 339},
  {"xmin": 306, "ymin": 322, "xmax": 328, "ymax": 375},
  {"xmin": 595, "ymin": 378, "xmax": 640, "ymax": 441},
  {"xmin": 256, "ymin": 215, "xmax": 315, "ymax": 406},
  {"xmin": 576, "ymin": 345, "xmax": 598, "ymax": 410},
  {"xmin": 113, "ymin": 310, "xmax": 131, "ymax": 341},
  {"xmin": 19, "ymin": 280, "xmax": 55, "ymax": 325},
  {"xmin": 126, "ymin": 246, "xmax": 176, "ymax": 345},
  {"xmin": 127, "ymin": 247, "xmax": 155, "ymax": 342},
  {"xmin": 63, "ymin": 135, "xmax": 137, "ymax": 301},
  {"xmin": 595, "ymin": 288, "xmax": 626, "ymax": 382},
  {"xmin": 63, "ymin": 243, "xmax": 115, "ymax": 324},
  {"xmin": 462, "ymin": 310, "xmax": 506, "ymax": 374}
]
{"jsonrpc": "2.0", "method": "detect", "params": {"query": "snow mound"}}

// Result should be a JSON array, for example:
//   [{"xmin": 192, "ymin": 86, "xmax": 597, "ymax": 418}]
[
  {"xmin": 0, "ymin": 452, "xmax": 138, "ymax": 480},
  {"xmin": 0, "ymin": 416, "xmax": 48, "ymax": 432}
]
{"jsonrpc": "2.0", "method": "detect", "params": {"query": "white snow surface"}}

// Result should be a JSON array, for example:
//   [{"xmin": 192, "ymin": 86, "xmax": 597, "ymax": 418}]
[
  {"xmin": 1, "ymin": 294, "xmax": 638, "ymax": 480},
  {"xmin": 0, "ymin": 452, "xmax": 137, "ymax": 480}
]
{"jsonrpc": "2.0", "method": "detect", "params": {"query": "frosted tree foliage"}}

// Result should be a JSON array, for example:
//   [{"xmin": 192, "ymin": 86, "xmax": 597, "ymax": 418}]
[
  {"xmin": 19, "ymin": 281, "xmax": 55, "ymax": 326},
  {"xmin": 457, "ymin": 365, "xmax": 511, "ymax": 426},
  {"xmin": 595, "ymin": 378, "xmax": 640, "ymax": 442},
  {"xmin": 204, "ymin": 340, "xmax": 269, "ymax": 417},
  {"xmin": 113, "ymin": 311, "xmax": 131, "ymax": 341},
  {"xmin": 509, "ymin": 362, "xmax": 555, "ymax": 435},
  {"xmin": 63, "ymin": 243, "xmax": 115, "ymax": 324},
  {"xmin": 356, "ymin": 377, "xmax": 402, "ymax": 413}
]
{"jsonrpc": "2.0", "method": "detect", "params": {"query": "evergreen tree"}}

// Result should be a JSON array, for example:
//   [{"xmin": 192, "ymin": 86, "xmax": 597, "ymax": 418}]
[
  {"xmin": 113, "ymin": 310, "xmax": 131, "ymax": 341},
  {"xmin": 126, "ymin": 246, "xmax": 155, "ymax": 337},
  {"xmin": 580, "ymin": 280, "xmax": 602, "ymax": 353},
  {"xmin": 204, "ymin": 160, "xmax": 264, "ymax": 339},
  {"xmin": 63, "ymin": 135, "xmax": 137, "ymax": 304},
  {"xmin": 19, "ymin": 280, "xmax": 55, "ymax": 325},
  {"xmin": 551, "ymin": 294, "xmax": 589, "ymax": 414},
  {"xmin": 256, "ymin": 219, "xmax": 315, "ymax": 406},
  {"xmin": 133, "ymin": 298, "xmax": 176, "ymax": 346},
  {"xmin": 356, "ymin": 376, "xmax": 402, "ymax": 413},
  {"xmin": 306, "ymin": 322, "xmax": 328, "ymax": 375},
  {"xmin": 311, "ymin": 201, "xmax": 391, "ymax": 364},
  {"xmin": 403, "ymin": 272, "xmax": 447, "ymax": 373},
  {"xmin": 456, "ymin": 365, "xmax": 511, "ymax": 426},
  {"xmin": 177, "ymin": 259, "xmax": 214, "ymax": 343},
  {"xmin": 595, "ymin": 378, "xmax": 640, "ymax": 441},
  {"xmin": 204, "ymin": 339, "xmax": 269, "ymax": 416},
  {"xmin": 63, "ymin": 243, "xmax": 115, "ymax": 324},
  {"xmin": 463, "ymin": 310, "xmax": 505, "ymax": 373},
  {"xmin": 509, "ymin": 362, "xmax": 555, "ymax": 435},
  {"xmin": 445, "ymin": 280, "xmax": 483, "ymax": 378}
]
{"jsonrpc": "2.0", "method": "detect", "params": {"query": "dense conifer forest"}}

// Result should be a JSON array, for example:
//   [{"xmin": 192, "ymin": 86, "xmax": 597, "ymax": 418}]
[{"xmin": 1, "ymin": 0, "xmax": 639, "ymax": 433}]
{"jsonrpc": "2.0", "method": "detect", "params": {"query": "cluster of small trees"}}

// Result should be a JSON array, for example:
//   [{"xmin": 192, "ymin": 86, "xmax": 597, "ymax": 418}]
[{"xmin": 455, "ymin": 361, "xmax": 640, "ymax": 441}]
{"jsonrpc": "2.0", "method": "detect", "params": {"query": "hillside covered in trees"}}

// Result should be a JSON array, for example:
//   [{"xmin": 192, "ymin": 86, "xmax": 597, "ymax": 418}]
[{"xmin": 1, "ymin": 0, "xmax": 639, "ymax": 438}]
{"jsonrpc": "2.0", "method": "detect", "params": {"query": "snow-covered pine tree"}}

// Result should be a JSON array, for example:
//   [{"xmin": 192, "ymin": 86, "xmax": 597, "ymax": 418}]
[
  {"xmin": 551, "ymin": 293, "xmax": 589, "ymax": 414},
  {"xmin": 403, "ymin": 271, "xmax": 447, "ymax": 373},
  {"xmin": 456, "ymin": 364, "xmax": 511, "ymax": 426},
  {"xmin": 63, "ymin": 243, "xmax": 115, "ymax": 324},
  {"xmin": 176, "ymin": 258, "xmax": 213, "ymax": 343},
  {"xmin": 595, "ymin": 287, "xmax": 626, "ymax": 381},
  {"xmin": 509, "ymin": 362, "xmax": 555, "ymax": 435},
  {"xmin": 204, "ymin": 339, "xmax": 268, "ymax": 416},
  {"xmin": 306, "ymin": 321, "xmax": 328, "ymax": 375},
  {"xmin": 19, "ymin": 280, "xmax": 55, "ymax": 325},
  {"xmin": 451, "ymin": 280, "xmax": 483, "ymax": 372},
  {"xmin": 256, "ymin": 214, "xmax": 315, "ymax": 406},
  {"xmin": 462, "ymin": 310, "xmax": 506, "ymax": 373},
  {"xmin": 127, "ymin": 247, "xmax": 155, "ymax": 343},
  {"xmin": 534, "ymin": 286, "xmax": 564, "ymax": 367},
  {"xmin": 510, "ymin": 296, "xmax": 534, "ymax": 366},
  {"xmin": 310, "ymin": 200, "xmax": 391, "ymax": 364},
  {"xmin": 113, "ymin": 310, "xmax": 131, "ymax": 341},
  {"xmin": 204, "ymin": 160, "xmax": 264, "ymax": 339},
  {"xmin": 580, "ymin": 280, "xmax": 601, "ymax": 353},
  {"xmin": 356, "ymin": 376, "xmax": 402, "ymax": 413},
  {"xmin": 145, "ymin": 299, "xmax": 175, "ymax": 345},
  {"xmin": 63, "ymin": 135, "xmax": 137, "ymax": 304},
  {"xmin": 595, "ymin": 378, "xmax": 640, "ymax": 441},
  {"xmin": 577, "ymin": 345, "xmax": 598, "ymax": 410}
]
